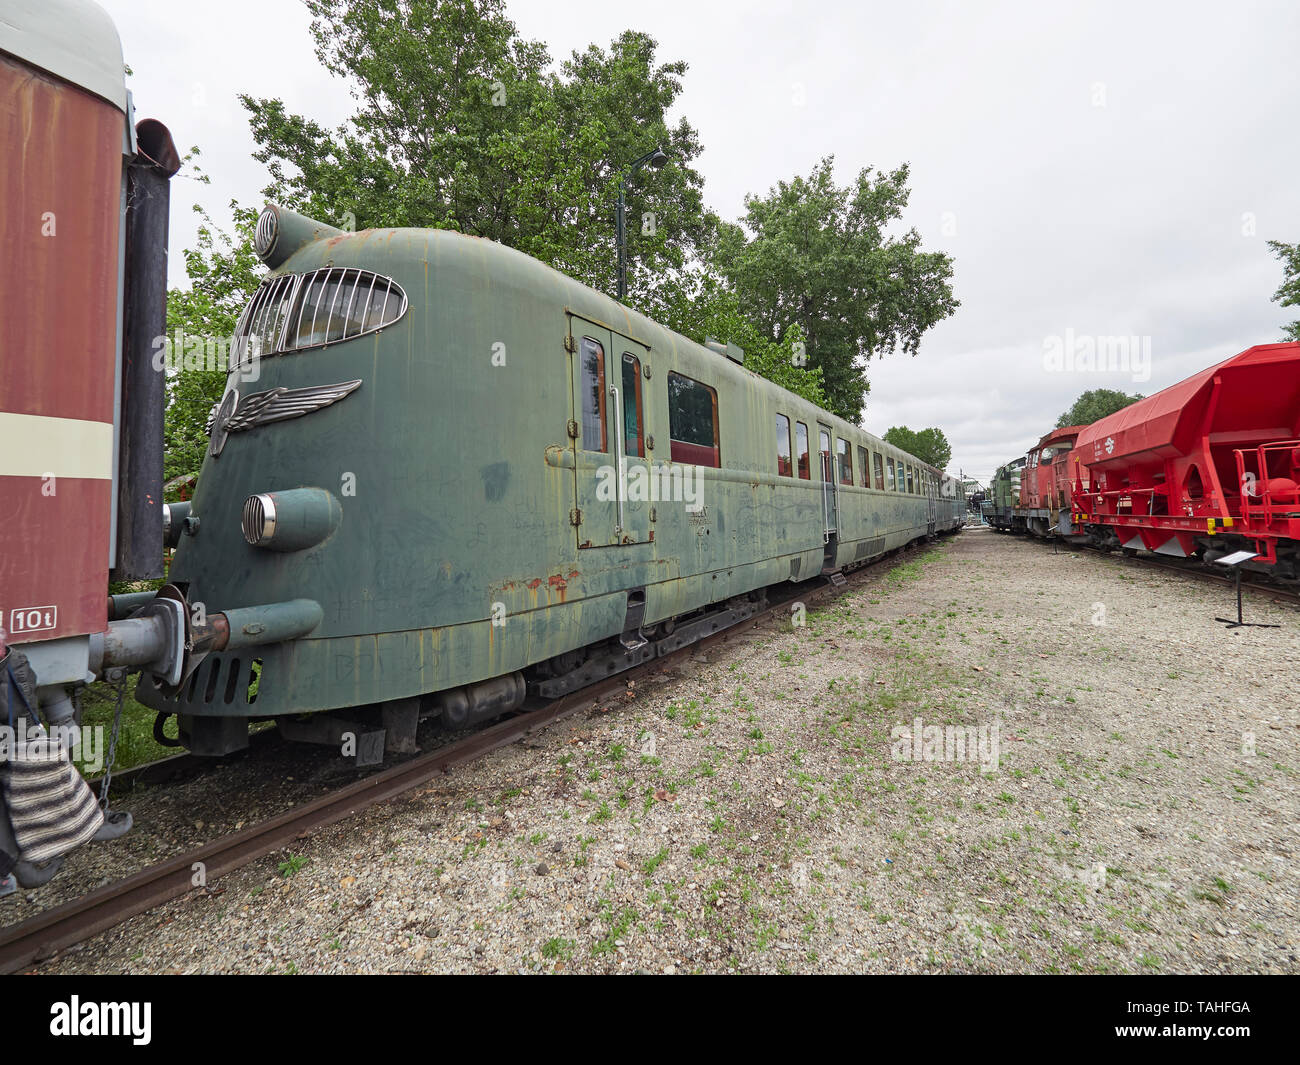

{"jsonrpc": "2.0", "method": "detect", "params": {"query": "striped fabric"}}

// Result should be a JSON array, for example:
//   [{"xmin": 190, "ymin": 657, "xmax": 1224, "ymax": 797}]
[{"xmin": 1, "ymin": 736, "xmax": 104, "ymax": 866}]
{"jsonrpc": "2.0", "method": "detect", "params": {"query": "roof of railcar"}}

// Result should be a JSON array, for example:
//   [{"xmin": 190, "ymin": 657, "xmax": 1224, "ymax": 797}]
[
  {"xmin": 1074, "ymin": 342, "xmax": 1300, "ymax": 461},
  {"xmin": 275, "ymin": 225, "xmax": 956, "ymax": 478},
  {"xmin": 0, "ymin": 0, "xmax": 127, "ymax": 110}
]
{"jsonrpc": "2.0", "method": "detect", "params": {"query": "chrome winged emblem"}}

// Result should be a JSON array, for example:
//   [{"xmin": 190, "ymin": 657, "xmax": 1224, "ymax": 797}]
[{"xmin": 208, "ymin": 379, "xmax": 362, "ymax": 457}]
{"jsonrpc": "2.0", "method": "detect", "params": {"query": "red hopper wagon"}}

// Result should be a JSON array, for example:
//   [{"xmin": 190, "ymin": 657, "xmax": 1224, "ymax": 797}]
[{"xmin": 1072, "ymin": 342, "xmax": 1300, "ymax": 579}]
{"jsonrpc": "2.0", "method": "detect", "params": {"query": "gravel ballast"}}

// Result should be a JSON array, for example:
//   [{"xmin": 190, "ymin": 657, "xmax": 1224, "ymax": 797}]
[{"xmin": 40, "ymin": 528, "xmax": 1300, "ymax": 974}]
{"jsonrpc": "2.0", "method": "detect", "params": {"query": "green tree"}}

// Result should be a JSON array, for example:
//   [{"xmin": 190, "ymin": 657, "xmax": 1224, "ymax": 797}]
[
  {"xmin": 1055, "ymin": 388, "xmax": 1144, "ymax": 429},
  {"xmin": 656, "ymin": 269, "xmax": 826, "ymax": 407},
  {"xmin": 713, "ymin": 156, "xmax": 958, "ymax": 422},
  {"xmin": 240, "ymin": 0, "xmax": 708, "ymax": 298},
  {"xmin": 882, "ymin": 426, "xmax": 952, "ymax": 470},
  {"xmin": 1267, "ymin": 239, "xmax": 1300, "ymax": 342},
  {"xmin": 162, "ymin": 196, "xmax": 263, "ymax": 484}
]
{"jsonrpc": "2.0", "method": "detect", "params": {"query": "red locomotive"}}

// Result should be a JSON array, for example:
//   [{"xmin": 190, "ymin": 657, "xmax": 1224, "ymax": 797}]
[
  {"xmin": 1072, "ymin": 342, "xmax": 1300, "ymax": 580},
  {"xmin": 983, "ymin": 424, "xmax": 1088, "ymax": 539},
  {"xmin": 1022, "ymin": 424, "xmax": 1088, "ymax": 538}
]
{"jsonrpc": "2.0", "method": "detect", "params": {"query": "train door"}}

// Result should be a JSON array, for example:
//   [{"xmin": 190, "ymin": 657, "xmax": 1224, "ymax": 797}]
[
  {"xmin": 818, "ymin": 424, "xmax": 837, "ymax": 542},
  {"xmin": 568, "ymin": 314, "xmax": 653, "ymax": 548},
  {"xmin": 925, "ymin": 472, "xmax": 937, "ymax": 536}
]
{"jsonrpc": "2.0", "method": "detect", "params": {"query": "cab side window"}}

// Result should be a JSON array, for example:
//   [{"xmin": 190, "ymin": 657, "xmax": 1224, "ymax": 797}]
[
  {"xmin": 795, "ymin": 422, "xmax": 810, "ymax": 479},
  {"xmin": 622, "ymin": 353, "xmax": 645, "ymax": 457},
  {"xmin": 580, "ymin": 337, "xmax": 606, "ymax": 452}
]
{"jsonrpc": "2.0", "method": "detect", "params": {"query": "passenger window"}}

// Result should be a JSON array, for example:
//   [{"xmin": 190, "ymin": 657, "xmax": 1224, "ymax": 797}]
[
  {"xmin": 668, "ymin": 372, "xmax": 720, "ymax": 467},
  {"xmin": 837, "ymin": 438, "xmax": 853, "ymax": 485},
  {"xmin": 887, "ymin": 457, "xmax": 896, "ymax": 491},
  {"xmin": 873, "ymin": 452, "xmax": 884, "ymax": 490},
  {"xmin": 795, "ymin": 422, "xmax": 810, "ymax": 479},
  {"xmin": 907, "ymin": 465, "xmax": 915, "ymax": 494},
  {"xmin": 579, "ymin": 337, "xmax": 606, "ymax": 452},
  {"xmin": 622, "ymin": 353, "xmax": 644, "ymax": 457},
  {"xmin": 818, "ymin": 429, "xmax": 832, "ymax": 481},
  {"xmin": 858, "ymin": 446, "xmax": 869, "ymax": 487},
  {"xmin": 775, "ymin": 413, "xmax": 793, "ymax": 476}
]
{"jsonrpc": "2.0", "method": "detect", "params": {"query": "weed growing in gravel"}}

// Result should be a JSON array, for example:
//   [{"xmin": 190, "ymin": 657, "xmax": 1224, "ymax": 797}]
[
  {"xmin": 642, "ymin": 847, "xmax": 670, "ymax": 876},
  {"xmin": 278, "ymin": 854, "xmax": 308, "ymax": 878},
  {"xmin": 541, "ymin": 937, "xmax": 575, "ymax": 960},
  {"xmin": 593, "ymin": 904, "xmax": 637, "ymax": 956}
]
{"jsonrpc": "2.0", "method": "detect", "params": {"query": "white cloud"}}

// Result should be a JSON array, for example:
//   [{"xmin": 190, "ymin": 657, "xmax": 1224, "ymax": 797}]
[{"xmin": 102, "ymin": 0, "xmax": 1300, "ymax": 480}]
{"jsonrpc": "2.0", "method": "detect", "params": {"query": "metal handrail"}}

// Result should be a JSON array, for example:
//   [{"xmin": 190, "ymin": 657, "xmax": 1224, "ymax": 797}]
[
  {"xmin": 610, "ymin": 385, "xmax": 625, "ymax": 536},
  {"xmin": 1235, "ymin": 440, "xmax": 1300, "ymax": 525}
]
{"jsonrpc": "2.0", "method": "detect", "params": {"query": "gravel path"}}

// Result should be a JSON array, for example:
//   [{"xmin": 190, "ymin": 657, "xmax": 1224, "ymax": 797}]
[{"xmin": 41, "ymin": 528, "xmax": 1300, "ymax": 974}]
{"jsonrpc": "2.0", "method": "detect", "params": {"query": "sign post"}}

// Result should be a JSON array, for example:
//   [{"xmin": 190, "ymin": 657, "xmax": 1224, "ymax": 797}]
[{"xmin": 1212, "ymin": 551, "xmax": 1280, "ymax": 630}]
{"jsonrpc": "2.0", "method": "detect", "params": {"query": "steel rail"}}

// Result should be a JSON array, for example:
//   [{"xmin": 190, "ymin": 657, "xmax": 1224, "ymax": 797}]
[
  {"xmin": 1030, "ymin": 534, "xmax": 1300, "ymax": 604},
  {"xmin": 0, "ymin": 541, "xmax": 933, "ymax": 973}
]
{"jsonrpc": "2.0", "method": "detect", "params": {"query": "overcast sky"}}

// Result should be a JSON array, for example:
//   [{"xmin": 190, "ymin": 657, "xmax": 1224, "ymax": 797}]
[{"xmin": 103, "ymin": 0, "xmax": 1300, "ymax": 483}]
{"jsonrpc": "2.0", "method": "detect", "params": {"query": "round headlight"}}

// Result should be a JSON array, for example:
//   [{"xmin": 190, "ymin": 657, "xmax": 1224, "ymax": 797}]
[
  {"xmin": 241, "ymin": 493, "xmax": 277, "ymax": 546},
  {"xmin": 254, "ymin": 206, "xmax": 279, "ymax": 262},
  {"xmin": 241, "ymin": 488, "xmax": 341, "ymax": 552}
]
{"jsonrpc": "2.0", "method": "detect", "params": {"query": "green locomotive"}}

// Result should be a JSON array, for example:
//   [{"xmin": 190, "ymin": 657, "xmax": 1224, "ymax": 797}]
[
  {"xmin": 984, "ymin": 457, "xmax": 1026, "ymax": 532},
  {"xmin": 138, "ymin": 206, "xmax": 962, "ymax": 757}
]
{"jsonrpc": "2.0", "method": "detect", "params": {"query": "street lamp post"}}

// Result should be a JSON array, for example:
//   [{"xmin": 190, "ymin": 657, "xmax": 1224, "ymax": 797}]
[{"xmin": 615, "ymin": 146, "xmax": 668, "ymax": 301}]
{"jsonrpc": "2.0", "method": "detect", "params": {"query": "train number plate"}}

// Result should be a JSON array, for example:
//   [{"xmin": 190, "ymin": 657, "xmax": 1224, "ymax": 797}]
[{"xmin": 7, "ymin": 605, "xmax": 58, "ymax": 635}]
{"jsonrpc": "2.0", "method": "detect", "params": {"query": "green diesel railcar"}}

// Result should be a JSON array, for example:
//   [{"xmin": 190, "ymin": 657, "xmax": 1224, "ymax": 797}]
[{"xmin": 139, "ymin": 206, "xmax": 961, "ymax": 756}]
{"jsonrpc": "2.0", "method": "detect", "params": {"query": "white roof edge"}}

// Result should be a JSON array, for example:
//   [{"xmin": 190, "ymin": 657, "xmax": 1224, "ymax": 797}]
[{"xmin": 0, "ymin": 0, "xmax": 127, "ymax": 111}]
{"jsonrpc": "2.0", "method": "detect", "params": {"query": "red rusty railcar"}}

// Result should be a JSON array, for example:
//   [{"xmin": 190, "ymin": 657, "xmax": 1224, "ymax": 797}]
[
  {"xmin": 1017, "ymin": 425, "xmax": 1088, "ymax": 538},
  {"xmin": 0, "ymin": 0, "xmax": 180, "ymax": 713},
  {"xmin": 1072, "ymin": 343, "xmax": 1300, "ymax": 579}
]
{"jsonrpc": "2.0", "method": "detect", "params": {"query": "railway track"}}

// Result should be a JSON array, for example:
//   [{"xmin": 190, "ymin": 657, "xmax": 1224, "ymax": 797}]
[
  {"xmin": 0, "ymin": 539, "xmax": 937, "ymax": 973},
  {"xmin": 1120, "ymin": 553, "xmax": 1300, "ymax": 605},
  {"xmin": 83, "ymin": 726, "xmax": 284, "ymax": 797},
  {"xmin": 1027, "ymin": 530, "xmax": 1300, "ymax": 605}
]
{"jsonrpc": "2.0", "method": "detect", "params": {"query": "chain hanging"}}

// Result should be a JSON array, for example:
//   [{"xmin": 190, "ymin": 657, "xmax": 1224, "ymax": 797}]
[{"xmin": 97, "ymin": 671, "xmax": 128, "ymax": 809}]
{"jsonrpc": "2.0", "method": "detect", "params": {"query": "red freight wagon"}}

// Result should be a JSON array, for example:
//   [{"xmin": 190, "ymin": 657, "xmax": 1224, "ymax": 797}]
[{"xmin": 1072, "ymin": 343, "xmax": 1300, "ymax": 578}]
